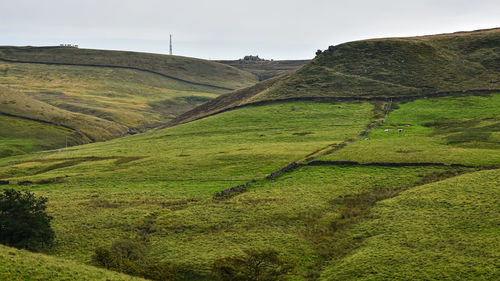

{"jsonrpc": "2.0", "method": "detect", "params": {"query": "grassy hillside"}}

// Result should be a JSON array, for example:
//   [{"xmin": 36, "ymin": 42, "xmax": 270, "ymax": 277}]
[
  {"xmin": 258, "ymin": 27, "xmax": 500, "ymax": 101},
  {"xmin": 0, "ymin": 46, "xmax": 257, "ymax": 90},
  {"xmin": 0, "ymin": 100, "xmax": 374, "ymax": 278},
  {"xmin": 0, "ymin": 92, "xmax": 499, "ymax": 279},
  {"xmin": 169, "ymin": 28, "xmax": 500, "ymax": 125},
  {"xmin": 0, "ymin": 244, "xmax": 145, "ymax": 280},
  {"xmin": 319, "ymin": 168, "xmax": 499, "ymax": 280},
  {"xmin": 0, "ymin": 61, "xmax": 221, "ymax": 128},
  {"xmin": 0, "ymin": 114, "xmax": 75, "ymax": 158},
  {"xmin": 0, "ymin": 101, "xmax": 374, "ymax": 185},
  {"xmin": 0, "ymin": 28, "xmax": 498, "ymax": 280},
  {"xmin": 216, "ymin": 59, "xmax": 309, "ymax": 81},
  {"xmin": 321, "ymin": 93, "xmax": 500, "ymax": 165},
  {"xmin": 0, "ymin": 86, "xmax": 129, "ymax": 157},
  {"xmin": 0, "ymin": 47, "xmax": 259, "ymax": 157}
]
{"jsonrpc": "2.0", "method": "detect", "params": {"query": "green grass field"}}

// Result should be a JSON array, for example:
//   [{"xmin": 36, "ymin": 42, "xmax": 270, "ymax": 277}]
[
  {"xmin": 0, "ymin": 115, "xmax": 76, "ymax": 158},
  {"xmin": 1, "ymin": 95, "xmax": 498, "ymax": 280},
  {"xmin": 0, "ymin": 101, "xmax": 374, "ymax": 185},
  {"xmin": 321, "ymin": 93, "xmax": 500, "ymax": 166},
  {"xmin": 0, "ymin": 101, "xmax": 374, "ymax": 278}
]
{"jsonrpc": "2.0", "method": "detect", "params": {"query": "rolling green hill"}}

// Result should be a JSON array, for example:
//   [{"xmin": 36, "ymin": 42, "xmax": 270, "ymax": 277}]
[
  {"xmin": 0, "ymin": 61, "xmax": 223, "ymax": 128},
  {"xmin": 0, "ymin": 46, "xmax": 257, "ymax": 90},
  {"xmin": 0, "ymin": 86, "xmax": 129, "ymax": 157},
  {"xmin": 168, "ymin": 28, "xmax": 500, "ymax": 126},
  {"xmin": 262, "ymin": 28, "xmax": 500, "ymax": 100},
  {"xmin": 0, "ymin": 28, "xmax": 498, "ymax": 280},
  {"xmin": 318, "ymin": 168, "xmax": 499, "ymax": 280},
  {"xmin": 0, "ymin": 93, "xmax": 498, "ymax": 279},
  {"xmin": 0, "ymin": 47, "xmax": 260, "ymax": 157}
]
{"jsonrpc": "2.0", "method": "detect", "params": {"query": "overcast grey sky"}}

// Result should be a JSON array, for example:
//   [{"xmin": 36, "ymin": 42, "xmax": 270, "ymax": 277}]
[{"xmin": 1, "ymin": 0, "xmax": 499, "ymax": 60}]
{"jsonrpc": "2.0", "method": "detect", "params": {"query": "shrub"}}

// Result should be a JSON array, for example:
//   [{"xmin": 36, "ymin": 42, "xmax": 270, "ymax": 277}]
[
  {"xmin": 92, "ymin": 238, "xmax": 182, "ymax": 281},
  {"xmin": 92, "ymin": 246, "xmax": 116, "ymax": 269},
  {"xmin": 92, "ymin": 239, "xmax": 148, "ymax": 270},
  {"xmin": 211, "ymin": 249, "xmax": 292, "ymax": 281},
  {"xmin": 0, "ymin": 189, "xmax": 54, "ymax": 251},
  {"xmin": 110, "ymin": 239, "xmax": 149, "ymax": 266}
]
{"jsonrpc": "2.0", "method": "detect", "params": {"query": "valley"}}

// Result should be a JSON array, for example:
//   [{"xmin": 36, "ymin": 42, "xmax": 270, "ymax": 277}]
[{"xmin": 0, "ymin": 28, "xmax": 498, "ymax": 280}]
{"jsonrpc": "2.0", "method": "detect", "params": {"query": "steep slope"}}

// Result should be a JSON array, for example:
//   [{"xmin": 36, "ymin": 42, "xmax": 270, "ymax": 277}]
[
  {"xmin": 168, "ymin": 28, "xmax": 500, "ymax": 126},
  {"xmin": 261, "ymin": 27, "xmax": 499, "ymax": 100},
  {"xmin": 0, "ymin": 46, "xmax": 258, "ymax": 90}
]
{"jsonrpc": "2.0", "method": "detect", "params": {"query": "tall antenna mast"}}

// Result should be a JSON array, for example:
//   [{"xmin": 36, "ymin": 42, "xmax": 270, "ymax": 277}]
[{"xmin": 169, "ymin": 34, "xmax": 172, "ymax": 55}]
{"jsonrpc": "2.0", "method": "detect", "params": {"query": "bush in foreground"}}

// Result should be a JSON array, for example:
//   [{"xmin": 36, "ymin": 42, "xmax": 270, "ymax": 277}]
[
  {"xmin": 92, "ymin": 239, "xmax": 181, "ymax": 280},
  {"xmin": 0, "ymin": 189, "xmax": 54, "ymax": 251}
]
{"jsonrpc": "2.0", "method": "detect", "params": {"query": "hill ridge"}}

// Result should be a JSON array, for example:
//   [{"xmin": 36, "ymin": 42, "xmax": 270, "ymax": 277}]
[
  {"xmin": 163, "ymin": 28, "xmax": 500, "ymax": 127},
  {"xmin": 0, "ymin": 46, "xmax": 258, "ymax": 90},
  {"xmin": 0, "ymin": 57, "xmax": 234, "ymax": 91}
]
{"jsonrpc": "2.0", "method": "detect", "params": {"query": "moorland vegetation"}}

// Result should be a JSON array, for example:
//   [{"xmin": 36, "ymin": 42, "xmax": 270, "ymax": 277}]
[{"xmin": 0, "ymin": 28, "xmax": 498, "ymax": 280}]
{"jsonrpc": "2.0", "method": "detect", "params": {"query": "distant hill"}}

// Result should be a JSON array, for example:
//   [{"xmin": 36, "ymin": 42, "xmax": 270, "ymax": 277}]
[
  {"xmin": 0, "ymin": 46, "xmax": 257, "ymax": 90},
  {"xmin": 0, "ymin": 47, "xmax": 260, "ymax": 156},
  {"xmin": 0, "ymin": 86, "xmax": 129, "ymax": 157},
  {"xmin": 169, "ymin": 28, "xmax": 500, "ymax": 126},
  {"xmin": 216, "ymin": 59, "xmax": 309, "ymax": 81}
]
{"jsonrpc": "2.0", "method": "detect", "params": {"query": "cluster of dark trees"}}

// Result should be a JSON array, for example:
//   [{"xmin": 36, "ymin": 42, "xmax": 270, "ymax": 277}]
[
  {"xmin": 0, "ymin": 189, "xmax": 54, "ymax": 251},
  {"xmin": 242, "ymin": 55, "xmax": 266, "ymax": 61},
  {"xmin": 315, "ymin": 45, "xmax": 337, "ymax": 56}
]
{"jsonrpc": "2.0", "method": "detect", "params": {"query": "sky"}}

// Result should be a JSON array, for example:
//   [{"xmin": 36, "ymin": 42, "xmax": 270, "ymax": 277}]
[{"xmin": 1, "ymin": 0, "xmax": 499, "ymax": 60}]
